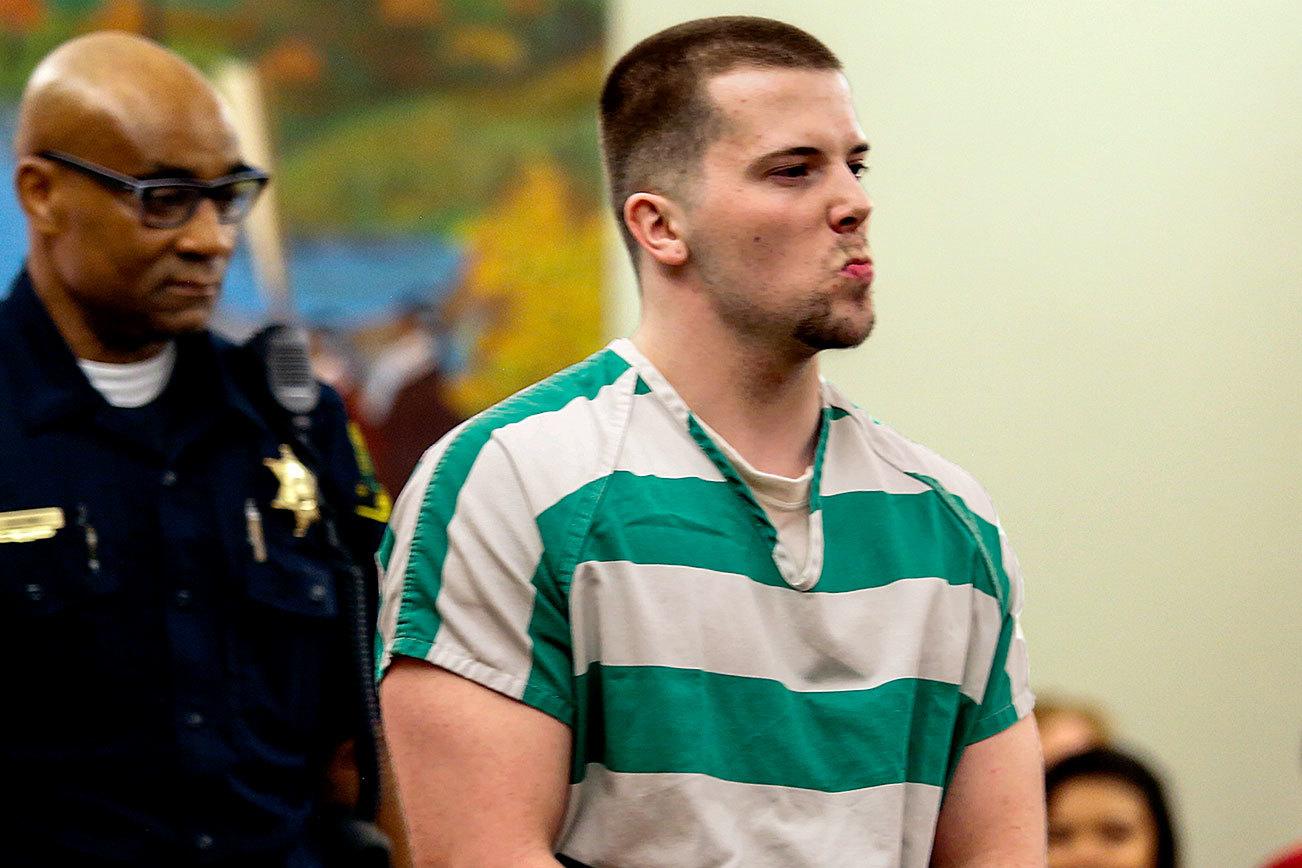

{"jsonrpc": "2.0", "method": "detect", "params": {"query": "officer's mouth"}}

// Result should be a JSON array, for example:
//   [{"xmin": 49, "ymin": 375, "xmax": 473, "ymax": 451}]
[{"xmin": 163, "ymin": 280, "xmax": 220, "ymax": 299}]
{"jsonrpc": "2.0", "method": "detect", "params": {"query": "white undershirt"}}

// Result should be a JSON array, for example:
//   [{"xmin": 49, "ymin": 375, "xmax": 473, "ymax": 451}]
[
  {"xmin": 78, "ymin": 342, "xmax": 177, "ymax": 408},
  {"xmin": 696, "ymin": 418, "xmax": 813, "ymax": 571}
]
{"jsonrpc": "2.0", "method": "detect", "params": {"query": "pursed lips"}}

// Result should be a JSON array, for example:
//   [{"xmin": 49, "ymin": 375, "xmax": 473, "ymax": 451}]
[{"xmin": 838, "ymin": 256, "xmax": 874, "ymax": 282}]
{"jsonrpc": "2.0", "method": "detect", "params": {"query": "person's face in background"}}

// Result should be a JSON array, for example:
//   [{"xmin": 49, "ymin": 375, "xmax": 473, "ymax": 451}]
[{"xmin": 1048, "ymin": 775, "xmax": 1160, "ymax": 868}]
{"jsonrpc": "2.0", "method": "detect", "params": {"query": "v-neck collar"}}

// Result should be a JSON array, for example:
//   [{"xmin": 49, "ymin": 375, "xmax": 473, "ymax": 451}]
[{"xmin": 609, "ymin": 338, "xmax": 830, "ymax": 591}]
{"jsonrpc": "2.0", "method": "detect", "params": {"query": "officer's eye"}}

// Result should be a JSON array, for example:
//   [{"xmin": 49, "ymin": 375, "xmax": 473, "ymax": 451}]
[
  {"xmin": 849, "ymin": 161, "xmax": 871, "ymax": 178},
  {"xmin": 142, "ymin": 186, "xmax": 198, "ymax": 218}
]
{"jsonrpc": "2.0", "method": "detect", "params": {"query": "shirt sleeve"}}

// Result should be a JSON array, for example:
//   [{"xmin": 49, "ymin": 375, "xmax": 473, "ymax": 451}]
[
  {"xmin": 964, "ymin": 521, "xmax": 1034, "ymax": 745},
  {"xmin": 376, "ymin": 429, "xmax": 575, "ymax": 726}
]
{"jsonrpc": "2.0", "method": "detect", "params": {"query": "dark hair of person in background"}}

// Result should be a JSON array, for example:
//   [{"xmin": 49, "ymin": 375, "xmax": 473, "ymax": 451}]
[
  {"xmin": 1046, "ymin": 746, "xmax": 1179, "ymax": 868},
  {"xmin": 598, "ymin": 15, "xmax": 840, "ymax": 259}
]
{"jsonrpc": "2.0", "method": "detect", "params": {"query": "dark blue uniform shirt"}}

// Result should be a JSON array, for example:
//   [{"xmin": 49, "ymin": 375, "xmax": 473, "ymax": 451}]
[{"xmin": 0, "ymin": 271, "xmax": 386, "ymax": 866}]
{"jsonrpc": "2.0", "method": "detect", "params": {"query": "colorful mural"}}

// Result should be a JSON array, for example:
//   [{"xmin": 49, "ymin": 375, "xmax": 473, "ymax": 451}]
[{"xmin": 0, "ymin": 0, "xmax": 608, "ymax": 484}]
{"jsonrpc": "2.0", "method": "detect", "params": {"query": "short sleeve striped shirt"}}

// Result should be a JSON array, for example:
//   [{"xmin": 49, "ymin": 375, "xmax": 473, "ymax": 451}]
[{"xmin": 378, "ymin": 338, "xmax": 1033, "ymax": 867}]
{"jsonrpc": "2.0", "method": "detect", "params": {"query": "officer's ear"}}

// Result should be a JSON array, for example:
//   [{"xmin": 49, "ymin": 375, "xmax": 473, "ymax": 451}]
[{"xmin": 15, "ymin": 157, "xmax": 60, "ymax": 235}]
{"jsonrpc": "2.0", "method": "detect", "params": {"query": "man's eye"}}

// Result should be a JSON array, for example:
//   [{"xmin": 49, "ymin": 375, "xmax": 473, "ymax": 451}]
[
  {"xmin": 849, "ymin": 162, "xmax": 871, "ymax": 178},
  {"xmin": 145, "ymin": 187, "xmax": 193, "ymax": 208},
  {"xmin": 771, "ymin": 165, "xmax": 809, "ymax": 179},
  {"xmin": 208, "ymin": 185, "xmax": 238, "ymax": 206}
]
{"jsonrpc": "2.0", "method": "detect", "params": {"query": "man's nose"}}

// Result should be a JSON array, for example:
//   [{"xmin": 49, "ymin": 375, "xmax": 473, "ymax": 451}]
[
  {"xmin": 828, "ymin": 167, "xmax": 872, "ymax": 234},
  {"xmin": 175, "ymin": 197, "xmax": 237, "ymax": 259}
]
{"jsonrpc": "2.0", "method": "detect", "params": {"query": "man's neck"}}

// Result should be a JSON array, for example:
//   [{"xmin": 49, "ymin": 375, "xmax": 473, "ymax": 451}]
[
  {"xmin": 27, "ymin": 258, "xmax": 169, "ymax": 363},
  {"xmin": 632, "ymin": 312, "xmax": 823, "ymax": 479}
]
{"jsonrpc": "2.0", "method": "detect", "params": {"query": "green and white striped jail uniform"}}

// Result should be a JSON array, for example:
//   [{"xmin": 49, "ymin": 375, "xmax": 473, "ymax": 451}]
[{"xmin": 377, "ymin": 338, "xmax": 1033, "ymax": 868}]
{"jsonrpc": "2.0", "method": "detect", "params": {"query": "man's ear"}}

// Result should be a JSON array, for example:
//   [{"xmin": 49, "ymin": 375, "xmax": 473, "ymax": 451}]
[
  {"xmin": 623, "ymin": 192, "xmax": 688, "ymax": 268},
  {"xmin": 15, "ymin": 157, "xmax": 59, "ymax": 235}
]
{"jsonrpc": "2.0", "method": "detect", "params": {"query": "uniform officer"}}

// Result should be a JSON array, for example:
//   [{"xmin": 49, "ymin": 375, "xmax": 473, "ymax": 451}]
[{"xmin": 0, "ymin": 31, "xmax": 391, "ymax": 866}]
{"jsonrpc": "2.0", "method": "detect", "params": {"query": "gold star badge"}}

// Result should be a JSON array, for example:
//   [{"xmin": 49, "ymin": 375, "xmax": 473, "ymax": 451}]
[{"xmin": 264, "ymin": 444, "xmax": 321, "ymax": 537}]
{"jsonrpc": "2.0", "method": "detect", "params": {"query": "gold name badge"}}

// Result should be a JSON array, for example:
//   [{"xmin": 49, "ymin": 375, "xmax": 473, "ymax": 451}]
[{"xmin": 0, "ymin": 507, "xmax": 66, "ymax": 543}]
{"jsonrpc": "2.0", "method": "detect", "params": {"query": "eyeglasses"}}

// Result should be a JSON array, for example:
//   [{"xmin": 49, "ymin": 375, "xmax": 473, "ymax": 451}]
[{"xmin": 38, "ymin": 149, "xmax": 270, "ymax": 230}]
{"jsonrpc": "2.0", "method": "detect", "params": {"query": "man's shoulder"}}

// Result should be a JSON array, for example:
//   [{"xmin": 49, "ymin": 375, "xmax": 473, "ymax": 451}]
[
  {"xmin": 0, "ymin": 271, "xmax": 50, "ymax": 366},
  {"xmin": 204, "ymin": 331, "xmax": 363, "ymax": 497},
  {"xmin": 209, "ymin": 329, "xmax": 349, "ymax": 422},
  {"xmin": 823, "ymin": 381, "xmax": 1000, "ymax": 524},
  {"xmin": 391, "ymin": 346, "xmax": 636, "ymax": 535},
  {"xmin": 431, "ymin": 345, "xmax": 635, "ymax": 470}
]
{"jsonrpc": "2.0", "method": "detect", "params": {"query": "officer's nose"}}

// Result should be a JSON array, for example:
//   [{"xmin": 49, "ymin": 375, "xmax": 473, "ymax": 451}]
[{"xmin": 175, "ymin": 197, "xmax": 237, "ymax": 260}]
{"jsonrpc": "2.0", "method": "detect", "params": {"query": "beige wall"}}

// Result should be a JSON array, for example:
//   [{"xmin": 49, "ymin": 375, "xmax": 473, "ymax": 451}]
[{"xmin": 605, "ymin": 2, "xmax": 1302, "ymax": 865}]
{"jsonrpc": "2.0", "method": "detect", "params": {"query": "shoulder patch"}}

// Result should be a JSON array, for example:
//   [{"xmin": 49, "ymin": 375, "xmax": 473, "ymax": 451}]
[{"xmin": 347, "ymin": 422, "xmax": 392, "ymax": 523}]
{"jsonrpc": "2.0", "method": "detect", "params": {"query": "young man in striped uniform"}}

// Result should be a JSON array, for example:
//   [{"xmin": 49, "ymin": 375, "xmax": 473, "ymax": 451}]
[{"xmin": 379, "ymin": 16, "xmax": 1046, "ymax": 867}]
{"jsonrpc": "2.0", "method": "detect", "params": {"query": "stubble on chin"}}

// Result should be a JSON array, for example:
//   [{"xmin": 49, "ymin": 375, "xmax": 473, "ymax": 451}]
[{"xmin": 792, "ymin": 289, "xmax": 874, "ymax": 351}]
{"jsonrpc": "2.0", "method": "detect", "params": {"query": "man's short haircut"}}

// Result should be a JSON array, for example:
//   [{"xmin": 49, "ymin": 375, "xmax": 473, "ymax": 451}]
[{"xmin": 599, "ymin": 16, "xmax": 842, "ymax": 260}]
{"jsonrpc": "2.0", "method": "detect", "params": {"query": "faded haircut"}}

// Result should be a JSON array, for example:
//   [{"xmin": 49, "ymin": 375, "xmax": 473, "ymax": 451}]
[{"xmin": 599, "ymin": 16, "xmax": 842, "ymax": 261}]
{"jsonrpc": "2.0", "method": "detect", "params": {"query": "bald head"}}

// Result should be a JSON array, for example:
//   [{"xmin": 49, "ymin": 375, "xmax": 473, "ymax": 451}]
[{"xmin": 15, "ymin": 31, "xmax": 236, "ymax": 161}]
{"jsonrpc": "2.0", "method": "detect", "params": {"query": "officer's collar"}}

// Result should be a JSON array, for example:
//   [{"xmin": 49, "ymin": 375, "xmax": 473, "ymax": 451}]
[
  {"xmin": 0, "ymin": 270, "xmax": 105, "ymax": 430},
  {"xmin": 0, "ymin": 269, "xmax": 267, "ymax": 437},
  {"xmin": 165, "ymin": 327, "xmax": 271, "ymax": 440}
]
